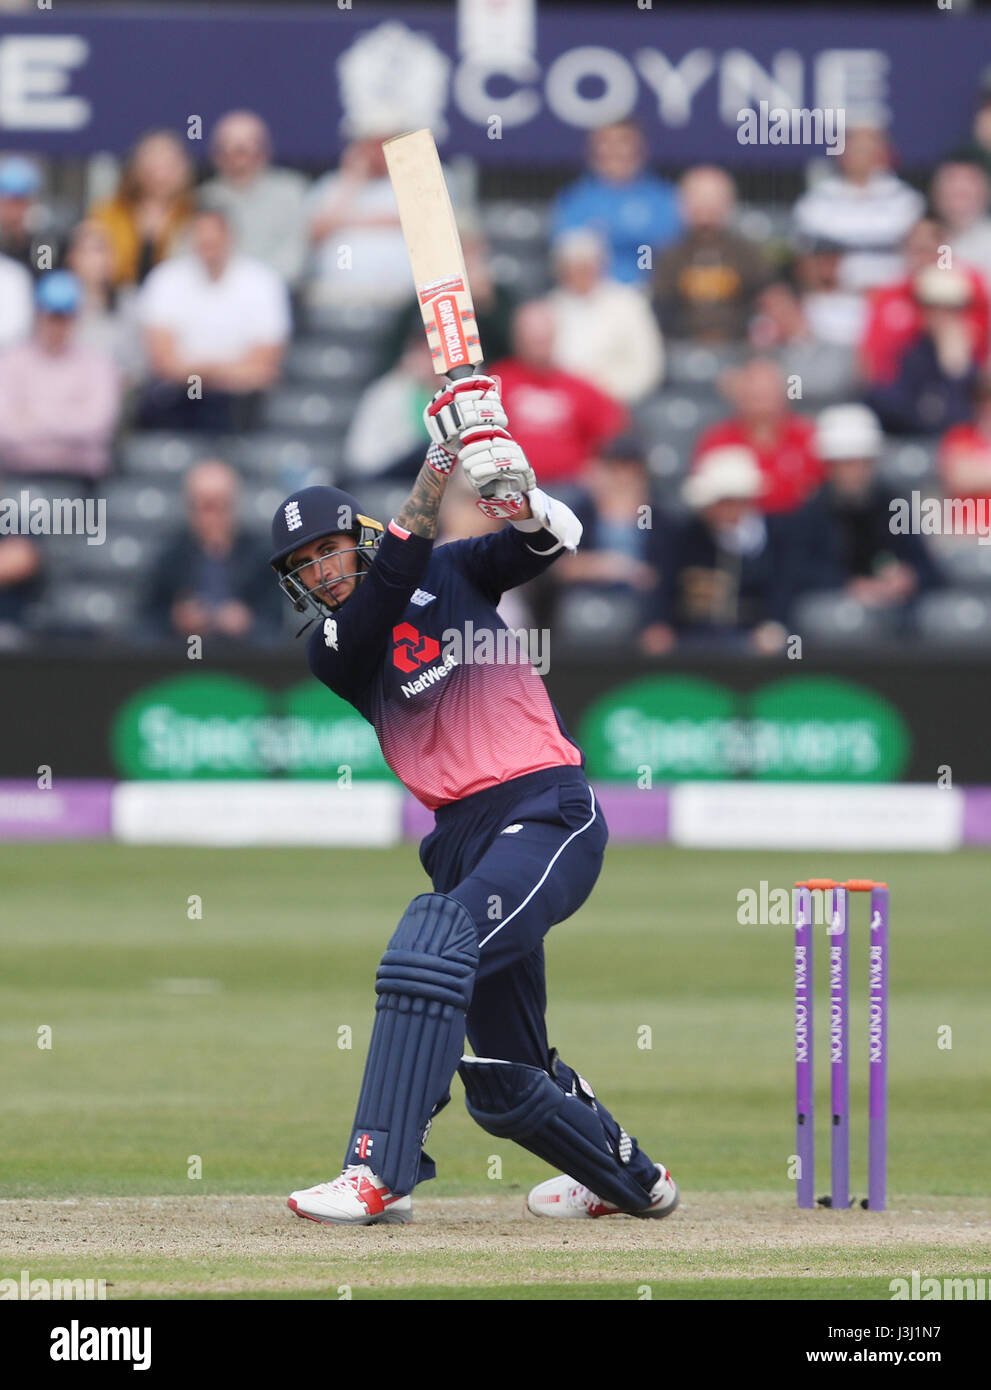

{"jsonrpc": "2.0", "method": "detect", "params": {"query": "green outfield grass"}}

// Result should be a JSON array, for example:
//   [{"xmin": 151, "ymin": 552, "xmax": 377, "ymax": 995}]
[{"xmin": 1, "ymin": 843, "xmax": 989, "ymax": 1299}]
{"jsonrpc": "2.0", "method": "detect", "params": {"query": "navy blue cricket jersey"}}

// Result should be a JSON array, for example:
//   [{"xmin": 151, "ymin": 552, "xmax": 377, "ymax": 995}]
[{"xmin": 307, "ymin": 519, "xmax": 582, "ymax": 809}]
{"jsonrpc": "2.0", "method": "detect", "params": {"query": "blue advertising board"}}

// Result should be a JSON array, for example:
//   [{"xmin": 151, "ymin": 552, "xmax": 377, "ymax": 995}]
[{"xmin": 0, "ymin": 5, "xmax": 983, "ymax": 167}]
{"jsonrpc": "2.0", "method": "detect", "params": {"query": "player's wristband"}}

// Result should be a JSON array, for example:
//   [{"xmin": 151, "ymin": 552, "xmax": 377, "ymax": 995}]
[{"xmin": 426, "ymin": 442, "xmax": 456, "ymax": 475}]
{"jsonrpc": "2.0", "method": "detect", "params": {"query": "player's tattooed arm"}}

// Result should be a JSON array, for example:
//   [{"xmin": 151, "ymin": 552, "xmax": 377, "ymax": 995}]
[{"xmin": 393, "ymin": 455, "xmax": 450, "ymax": 540}]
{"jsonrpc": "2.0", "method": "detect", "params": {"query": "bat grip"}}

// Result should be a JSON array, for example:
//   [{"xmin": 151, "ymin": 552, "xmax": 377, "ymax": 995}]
[{"xmin": 447, "ymin": 365, "xmax": 480, "ymax": 381}]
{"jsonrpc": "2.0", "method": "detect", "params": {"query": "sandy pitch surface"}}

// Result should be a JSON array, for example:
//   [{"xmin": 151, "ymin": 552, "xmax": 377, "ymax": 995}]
[{"xmin": 2, "ymin": 1194, "xmax": 990, "ymax": 1295}]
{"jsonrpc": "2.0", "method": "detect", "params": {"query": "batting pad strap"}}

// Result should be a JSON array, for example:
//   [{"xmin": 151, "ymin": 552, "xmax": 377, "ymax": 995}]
[
  {"xmin": 376, "ymin": 950, "xmax": 474, "ymax": 1009},
  {"xmin": 459, "ymin": 1057, "xmax": 651, "ymax": 1213},
  {"xmin": 347, "ymin": 894, "xmax": 479, "ymax": 1195}
]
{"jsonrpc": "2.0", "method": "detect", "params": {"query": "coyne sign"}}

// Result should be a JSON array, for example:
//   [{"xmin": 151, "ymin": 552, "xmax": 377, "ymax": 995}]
[{"xmin": 0, "ymin": 8, "xmax": 981, "ymax": 166}]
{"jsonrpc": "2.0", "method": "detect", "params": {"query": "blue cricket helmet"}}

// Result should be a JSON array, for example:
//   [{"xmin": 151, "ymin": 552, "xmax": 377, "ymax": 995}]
[{"xmin": 269, "ymin": 484, "xmax": 384, "ymax": 618}]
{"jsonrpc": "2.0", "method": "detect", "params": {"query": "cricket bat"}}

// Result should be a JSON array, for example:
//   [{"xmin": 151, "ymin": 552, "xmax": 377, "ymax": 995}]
[{"xmin": 383, "ymin": 129, "xmax": 484, "ymax": 382}]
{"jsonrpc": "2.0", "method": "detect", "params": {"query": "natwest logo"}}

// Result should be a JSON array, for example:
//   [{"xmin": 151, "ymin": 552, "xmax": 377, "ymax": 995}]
[{"xmin": 392, "ymin": 622, "xmax": 441, "ymax": 674}]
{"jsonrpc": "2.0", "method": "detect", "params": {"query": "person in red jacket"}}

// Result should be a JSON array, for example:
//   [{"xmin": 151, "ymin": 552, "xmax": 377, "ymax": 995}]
[
  {"xmin": 860, "ymin": 218, "xmax": 990, "ymax": 384},
  {"xmin": 488, "ymin": 299, "xmax": 628, "ymax": 485},
  {"xmin": 691, "ymin": 356, "xmax": 824, "ymax": 513},
  {"xmin": 940, "ymin": 372, "xmax": 991, "ymax": 500}
]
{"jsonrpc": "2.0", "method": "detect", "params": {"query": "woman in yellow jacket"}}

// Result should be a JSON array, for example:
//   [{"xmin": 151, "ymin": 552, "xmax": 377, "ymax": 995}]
[{"xmin": 89, "ymin": 130, "xmax": 195, "ymax": 287}]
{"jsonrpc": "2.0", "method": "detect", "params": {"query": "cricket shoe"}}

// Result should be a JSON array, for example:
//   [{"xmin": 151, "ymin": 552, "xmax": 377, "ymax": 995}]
[
  {"xmin": 526, "ymin": 1163, "xmax": 679, "ymax": 1220},
  {"xmin": 287, "ymin": 1165, "xmax": 412, "ymax": 1225}
]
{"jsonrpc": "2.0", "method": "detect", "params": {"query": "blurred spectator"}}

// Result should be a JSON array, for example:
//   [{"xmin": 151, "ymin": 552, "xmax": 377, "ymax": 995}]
[
  {"xmin": 639, "ymin": 445, "xmax": 792, "ymax": 655},
  {"xmin": 65, "ymin": 220, "xmax": 142, "ymax": 379},
  {"xmin": 344, "ymin": 334, "xmax": 436, "ymax": 480},
  {"xmin": 377, "ymin": 222, "xmax": 515, "ymax": 375},
  {"xmin": 653, "ymin": 167, "xmax": 769, "ymax": 342},
  {"xmin": 547, "ymin": 230, "xmax": 664, "ymax": 403},
  {"xmin": 554, "ymin": 436, "xmax": 665, "ymax": 600},
  {"xmin": 488, "ymin": 300, "xmax": 628, "ymax": 486},
  {"xmin": 931, "ymin": 160, "xmax": 991, "ymax": 285},
  {"xmin": 200, "ymin": 110, "xmax": 309, "ymax": 287},
  {"xmin": 142, "ymin": 458, "xmax": 283, "ymax": 644},
  {"xmin": 748, "ymin": 276, "xmax": 857, "ymax": 400},
  {"xmin": 790, "ymin": 405, "xmax": 939, "ymax": 608},
  {"xmin": 550, "ymin": 120, "xmax": 680, "ymax": 287},
  {"xmin": 940, "ymin": 374, "xmax": 991, "ymax": 501},
  {"xmin": 792, "ymin": 127, "xmax": 925, "ymax": 291},
  {"xmin": 693, "ymin": 357, "xmax": 823, "ymax": 513},
  {"xmin": 0, "ymin": 250, "xmax": 33, "ymax": 349},
  {"xmin": 137, "ymin": 207, "xmax": 290, "ymax": 432},
  {"xmin": 0, "ymin": 156, "xmax": 58, "ymax": 277},
  {"xmin": 790, "ymin": 236, "xmax": 866, "ymax": 348},
  {"xmin": 867, "ymin": 267, "xmax": 980, "ymax": 436},
  {"xmin": 0, "ymin": 272, "xmax": 121, "ymax": 478},
  {"xmin": 89, "ymin": 130, "xmax": 195, "ymax": 287},
  {"xmin": 860, "ymin": 219, "xmax": 990, "ymax": 383},
  {"xmin": 306, "ymin": 132, "xmax": 415, "ymax": 308},
  {"xmin": 0, "ymin": 534, "xmax": 41, "ymax": 647}
]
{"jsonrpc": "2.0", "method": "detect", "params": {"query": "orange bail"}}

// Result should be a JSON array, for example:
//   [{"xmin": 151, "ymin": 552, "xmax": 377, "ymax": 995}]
[{"xmin": 794, "ymin": 878, "xmax": 888, "ymax": 891}]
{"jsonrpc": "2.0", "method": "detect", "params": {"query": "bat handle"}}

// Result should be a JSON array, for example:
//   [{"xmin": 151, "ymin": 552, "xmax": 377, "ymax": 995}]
[{"xmin": 447, "ymin": 365, "xmax": 481, "ymax": 381}]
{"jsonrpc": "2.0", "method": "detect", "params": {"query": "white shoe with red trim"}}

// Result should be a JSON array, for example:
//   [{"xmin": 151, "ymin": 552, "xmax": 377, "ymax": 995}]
[
  {"xmin": 526, "ymin": 1163, "xmax": 679, "ymax": 1219},
  {"xmin": 287, "ymin": 1165, "xmax": 412, "ymax": 1225}
]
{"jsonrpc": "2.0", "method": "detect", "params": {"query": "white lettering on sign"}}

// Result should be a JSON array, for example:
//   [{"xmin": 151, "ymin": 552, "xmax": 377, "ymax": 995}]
[{"xmin": 0, "ymin": 36, "xmax": 91, "ymax": 131}]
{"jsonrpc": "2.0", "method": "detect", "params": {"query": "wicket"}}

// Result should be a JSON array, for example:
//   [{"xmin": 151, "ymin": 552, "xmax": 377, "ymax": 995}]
[{"xmin": 793, "ymin": 878, "xmax": 889, "ymax": 1211}]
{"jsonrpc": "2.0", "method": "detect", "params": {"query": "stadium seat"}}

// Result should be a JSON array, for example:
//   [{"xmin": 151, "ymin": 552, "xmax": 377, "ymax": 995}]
[
  {"xmin": 284, "ymin": 340, "xmax": 374, "ymax": 385},
  {"xmin": 482, "ymin": 200, "xmax": 548, "ymax": 248},
  {"xmin": 916, "ymin": 590, "xmax": 991, "ymax": 645},
  {"xmin": 302, "ymin": 301, "xmax": 398, "ymax": 341},
  {"xmin": 735, "ymin": 204, "xmax": 794, "ymax": 243},
  {"xmin": 242, "ymin": 484, "xmax": 288, "ymax": 530},
  {"xmin": 646, "ymin": 440, "xmax": 688, "ymax": 481},
  {"xmin": 553, "ymin": 588, "xmax": 642, "ymax": 651},
  {"xmin": 41, "ymin": 530, "xmax": 148, "ymax": 580},
  {"xmin": 263, "ymin": 388, "xmax": 354, "ymax": 436},
  {"xmin": 105, "ymin": 479, "xmax": 184, "ymax": 528},
  {"xmin": 118, "ymin": 433, "xmax": 209, "ymax": 476},
  {"xmin": 636, "ymin": 393, "xmax": 725, "ymax": 466},
  {"xmin": 225, "ymin": 433, "xmax": 341, "ymax": 483},
  {"xmin": 928, "ymin": 536, "xmax": 991, "ymax": 588},
  {"xmin": 877, "ymin": 438, "xmax": 938, "ymax": 485},
  {"xmin": 488, "ymin": 249, "xmax": 549, "ymax": 297},
  {"xmin": 28, "ymin": 580, "xmax": 137, "ymax": 639},
  {"xmin": 791, "ymin": 591, "xmax": 897, "ymax": 646},
  {"xmin": 663, "ymin": 341, "xmax": 748, "ymax": 388}
]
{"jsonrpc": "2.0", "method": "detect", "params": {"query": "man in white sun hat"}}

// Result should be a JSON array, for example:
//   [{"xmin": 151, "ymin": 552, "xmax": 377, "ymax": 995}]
[
  {"xmin": 788, "ymin": 403, "xmax": 939, "ymax": 610},
  {"xmin": 639, "ymin": 444, "xmax": 795, "ymax": 655}
]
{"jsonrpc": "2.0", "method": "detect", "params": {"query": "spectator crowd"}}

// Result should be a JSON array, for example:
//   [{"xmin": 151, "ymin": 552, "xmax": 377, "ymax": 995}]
[{"xmin": 5, "ymin": 92, "xmax": 991, "ymax": 653}]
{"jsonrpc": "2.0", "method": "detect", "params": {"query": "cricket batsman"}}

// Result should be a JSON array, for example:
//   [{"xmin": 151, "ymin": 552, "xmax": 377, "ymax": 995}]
[{"xmin": 269, "ymin": 375, "xmax": 679, "ymax": 1224}]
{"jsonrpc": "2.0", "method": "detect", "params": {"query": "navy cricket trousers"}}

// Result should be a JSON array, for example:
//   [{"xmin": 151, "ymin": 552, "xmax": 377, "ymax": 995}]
[{"xmin": 418, "ymin": 765, "xmax": 608, "ymax": 1069}]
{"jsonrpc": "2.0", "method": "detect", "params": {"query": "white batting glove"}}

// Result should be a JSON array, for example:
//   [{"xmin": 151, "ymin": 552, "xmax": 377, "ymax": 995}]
[
  {"xmin": 513, "ymin": 486, "xmax": 583, "ymax": 555},
  {"xmin": 423, "ymin": 374, "xmax": 507, "ymax": 454},
  {"xmin": 459, "ymin": 425, "xmax": 537, "ymax": 499}
]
